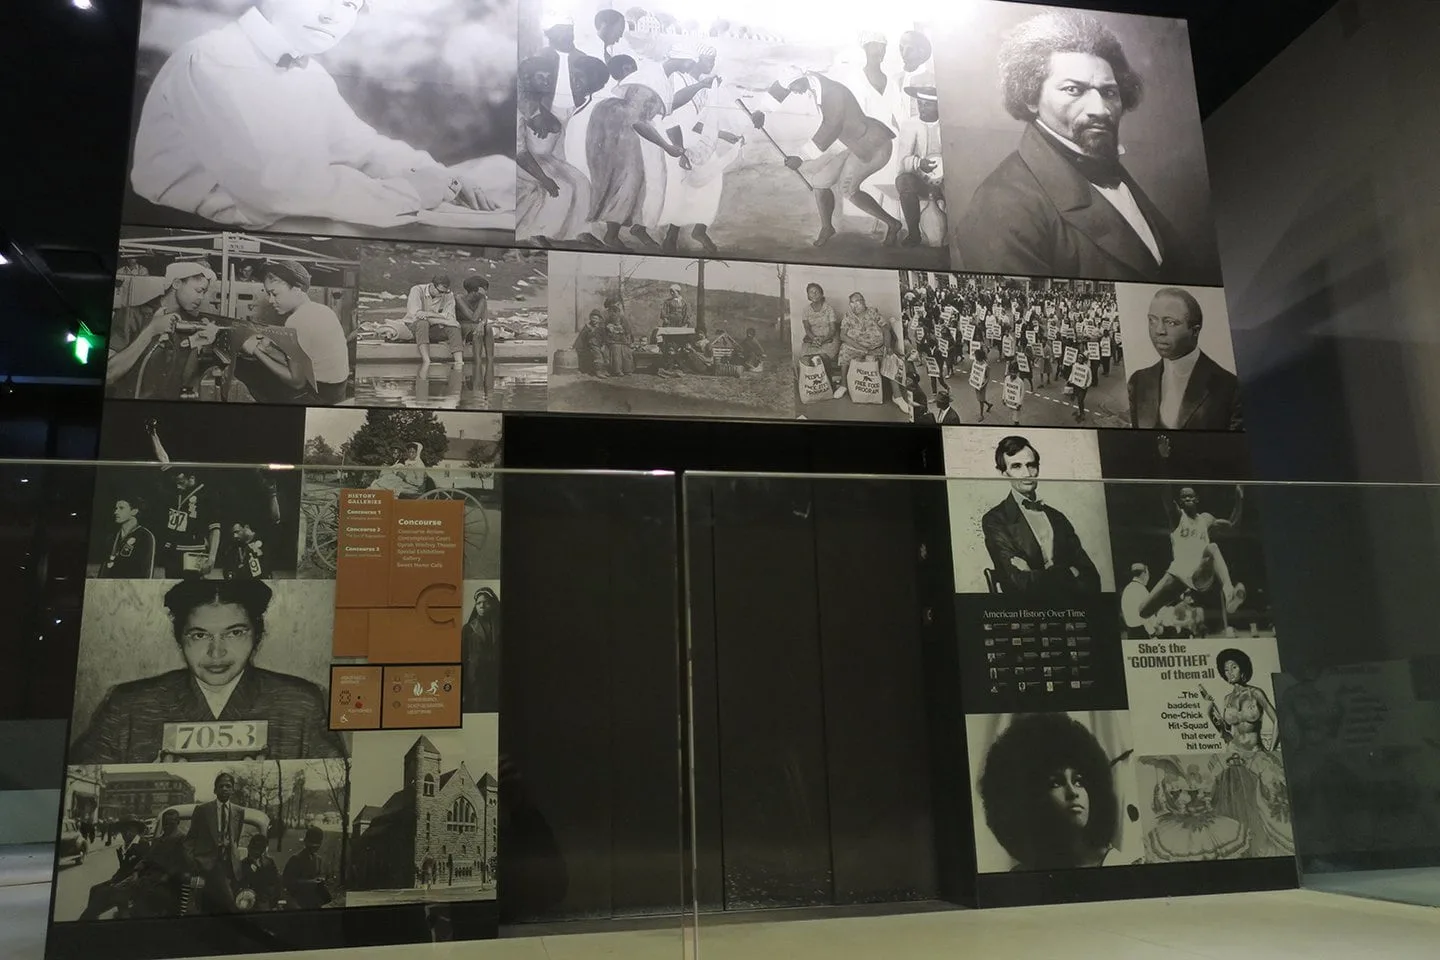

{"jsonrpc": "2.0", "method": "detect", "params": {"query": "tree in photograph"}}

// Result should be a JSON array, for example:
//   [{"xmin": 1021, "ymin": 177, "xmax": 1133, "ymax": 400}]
[
  {"xmin": 303, "ymin": 436, "xmax": 342, "ymax": 466},
  {"xmin": 340, "ymin": 409, "xmax": 448, "ymax": 486},
  {"xmin": 319, "ymin": 757, "xmax": 352, "ymax": 844},
  {"xmin": 232, "ymin": 764, "xmax": 278, "ymax": 814}
]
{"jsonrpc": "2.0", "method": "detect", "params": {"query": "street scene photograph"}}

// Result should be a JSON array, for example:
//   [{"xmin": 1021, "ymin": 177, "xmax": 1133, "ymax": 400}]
[
  {"xmin": 54, "ymin": 760, "xmax": 349, "ymax": 920},
  {"xmin": 901, "ymin": 271, "xmax": 1126, "ymax": 427}
]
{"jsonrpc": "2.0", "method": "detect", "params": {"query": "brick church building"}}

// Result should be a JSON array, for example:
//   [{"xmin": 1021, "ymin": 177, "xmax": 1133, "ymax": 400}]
[{"xmin": 349, "ymin": 735, "xmax": 498, "ymax": 891}]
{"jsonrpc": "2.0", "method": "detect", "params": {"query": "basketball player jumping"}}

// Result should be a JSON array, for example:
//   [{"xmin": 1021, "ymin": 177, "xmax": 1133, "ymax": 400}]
[{"xmin": 1138, "ymin": 485, "xmax": 1247, "ymax": 626}]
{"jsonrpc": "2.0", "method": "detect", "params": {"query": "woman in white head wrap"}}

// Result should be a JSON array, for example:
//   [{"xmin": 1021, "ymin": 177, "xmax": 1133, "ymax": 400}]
[
  {"xmin": 107, "ymin": 260, "xmax": 218, "ymax": 399},
  {"xmin": 655, "ymin": 41, "xmax": 741, "ymax": 254}
]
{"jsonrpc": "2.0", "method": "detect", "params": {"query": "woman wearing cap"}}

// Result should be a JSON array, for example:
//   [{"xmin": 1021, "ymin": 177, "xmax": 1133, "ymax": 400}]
[
  {"xmin": 241, "ymin": 260, "xmax": 350, "ymax": 404},
  {"xmin": 108, "ymin": 260, "xmax": 220, "ymax": 400}
]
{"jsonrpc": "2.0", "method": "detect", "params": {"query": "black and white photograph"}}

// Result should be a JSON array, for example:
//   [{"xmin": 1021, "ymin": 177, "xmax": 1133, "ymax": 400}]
[
  {"xmin": 517, "ymin": 2, "xmax": 946, "ymax": 268},
  {"xmin": 547, "ymin": 251, "xmax": 792, "ymax": 419},
  {"xmin": 943, "ymin": 424, "xmax": 1102, "ymax": 480},
  {"xmin": 1098, "ymin": 429, "xmax": 1253, "ymax": 482},
  {"xmin": 125, "ymin": 0, "xmax": 518, "ymax": 242},
  {"xmin": 1137, "ymin": 748, "xmax": 1293, "ymax": 863},
  {"xmin": 935, "ymin": 5, "xmax": 1222, "ymax": 284},
  {"xmin": 70, "ymin": 578, "xmax": 345, "ymax": 764},
  {"xmin": 789, "ymin": 264, "xmax": 913, "ymax": 422},
  {"xmin": 352, "ymin": 243, "xmax": 547, "ymax": 410},
  {"xmin": 1107, "ymin": 481, "xmax": 1272, "ymax": 640},
  {"xmin": 53, "ymin": 759, "xmax": 349, "ymax": 920},
  {"xmin": 346, "ymin": 715, "xmax": 498, "ymax": 906},
  {"xmin": 967, "ymin": 711, "xmax": 1143, "ymax": 873},
  {"xmin": 299, "ymin": 408, "xmax": 502, "ymax": 579},
  {"xmin": 91, "ymin": 404, "xmax": 305, "ymax": 580},
  {"xmin": 107, "ymin": 228, "xmax": 360, "ymax": 405},
  {"xmin": 1117, "ymin": 283, "xmax": 1241, "ymax": 430},
  {"xmin": 901, "ymin": 272, "xmax": 1127, "ymax": 427},
  {"xmin": 947, "ymin": 431, "xmax": 1113, "ymax": 597},
  {"xmin": 461, "ymin": 582, "xmax": 501, "ymax": 715}
]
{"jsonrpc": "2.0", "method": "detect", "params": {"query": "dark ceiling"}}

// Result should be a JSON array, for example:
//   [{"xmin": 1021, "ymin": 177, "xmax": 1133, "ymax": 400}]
[{"xmin": 0, "ymin": 0, "xmax": 1335, "ymax": 382}]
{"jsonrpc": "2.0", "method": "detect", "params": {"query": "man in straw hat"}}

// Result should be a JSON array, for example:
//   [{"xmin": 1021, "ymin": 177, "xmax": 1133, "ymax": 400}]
[
  {"xmin": 107, "ymin": 260, "xmax": 219, "ymax": 400},
  {"xmin": 895, "ymin": 85, "xmax": 945, "ymax": 247}
]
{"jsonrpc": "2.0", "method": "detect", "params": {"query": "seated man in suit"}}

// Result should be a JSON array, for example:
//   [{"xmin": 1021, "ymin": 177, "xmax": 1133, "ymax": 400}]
[
  {"xmin": 954, "ymin": 11, "xmax": 1199, "ymax": 282},
  {"xmin": 981, "ymin": 436, "xmax": 1101, "ymax": 598},
  {"xmin": 186, "ymin": 772, "xmax": 246, "ymax": 914},
  {"xmin": 1127, "ymin": 288, "xmax": 1242, "ymax": 430}
]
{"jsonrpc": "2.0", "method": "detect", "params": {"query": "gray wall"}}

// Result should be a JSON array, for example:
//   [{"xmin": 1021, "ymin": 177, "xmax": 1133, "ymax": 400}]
[
  {"xmin": 0, "ymin": 720, "xmax": 65, "ymax": 846},
  {"xmin": 1205, "ymin": 0, "xmax": 1440, "ymax": 483}
]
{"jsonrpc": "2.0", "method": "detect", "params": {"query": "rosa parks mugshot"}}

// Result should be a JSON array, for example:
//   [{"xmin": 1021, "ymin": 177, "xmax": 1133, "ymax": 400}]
[
  {"xmin": 70, "ymin": 579, "xmax": 345, "ymax": 764},
  {"xmin": 940, "ymin": 7, "xmax": 1222, "ymax": 284},
  {"xmin": 126, "ymin": 0, "xmax": 518, "ymax": 240}
]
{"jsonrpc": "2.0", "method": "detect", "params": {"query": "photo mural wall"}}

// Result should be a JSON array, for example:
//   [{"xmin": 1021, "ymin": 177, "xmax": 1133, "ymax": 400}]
[{"xmin": 54, "ymin": 0, "xmax": 1274, "ymax": 955}]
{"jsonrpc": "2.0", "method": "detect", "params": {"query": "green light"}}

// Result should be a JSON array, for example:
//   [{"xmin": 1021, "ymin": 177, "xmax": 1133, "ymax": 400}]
[{"xmin": 66, "ymin": 323, "xmax": 96, "ymax": 364}]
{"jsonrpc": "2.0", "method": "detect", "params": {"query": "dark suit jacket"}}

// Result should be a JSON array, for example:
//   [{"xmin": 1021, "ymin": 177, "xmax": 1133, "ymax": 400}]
[
  {"xmin": 72, "ymin": 667, "xmax": 344, "ymax": 764},
  {"xmin": 186, "ymin": 799, "xmax": 246, "ymax": 875},
  {"xmin": 981, "ymin": 494, "xmax": 1101, "ymax": 598},
  {"xmin": 955, "ymin": 124, "xmax": 1216, "ymax": 284},
  {"xmin": 1127, "ymin": 350, "xmax": 1243, "ymax": 431}
]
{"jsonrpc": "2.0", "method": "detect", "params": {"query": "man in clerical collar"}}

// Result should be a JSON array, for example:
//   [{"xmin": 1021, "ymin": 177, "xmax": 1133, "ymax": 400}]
[
  {"xmin": 1127, "ymin": 287, "xmax": 1241, "ymax": 430},
  {"xmin": 980, "ymin": 436, "xmax": 1100, "ymax": 599},
  {"xmin": 131, "ymin": 1, "xmax": 502, "ymax": 228},
  {"xmin": 954, "ymin": 11, "xmax": 1191, "ymax": 282}
]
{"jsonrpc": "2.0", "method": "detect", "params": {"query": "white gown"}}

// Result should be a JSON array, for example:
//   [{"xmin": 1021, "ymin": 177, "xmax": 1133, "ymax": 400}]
[{"xmin": 657, "ymin": 72, "xmax": 739, "ymax": 228}]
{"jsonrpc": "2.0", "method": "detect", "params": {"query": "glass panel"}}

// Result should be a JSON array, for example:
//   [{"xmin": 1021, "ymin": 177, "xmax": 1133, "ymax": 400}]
[
  {"xmin": 681, "ymin": 471, "xmax": 1440, "ymax": 953},
  {"xmin": 0, "ymin": 461, "xmax": 686, "ymax": 960}
]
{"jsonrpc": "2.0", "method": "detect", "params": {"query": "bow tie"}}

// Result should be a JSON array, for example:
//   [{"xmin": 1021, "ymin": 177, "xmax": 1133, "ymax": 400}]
[
  {"xmin": 1065, "ymin": 150, "xmax": 1124, "ymax": 190},
  {"xmin": 1020, "ymin": 496, "xmax": 1045, "ymax": 512},
  {"xmin": 277, "ymin": 53, "xmax": 310, "ymax": 70}
]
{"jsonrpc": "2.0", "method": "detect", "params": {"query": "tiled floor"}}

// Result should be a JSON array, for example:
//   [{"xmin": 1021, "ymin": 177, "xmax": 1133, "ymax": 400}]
[{"xmin": 8, "ymin": 846, "xmax": 1440, "ymax": 960}]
